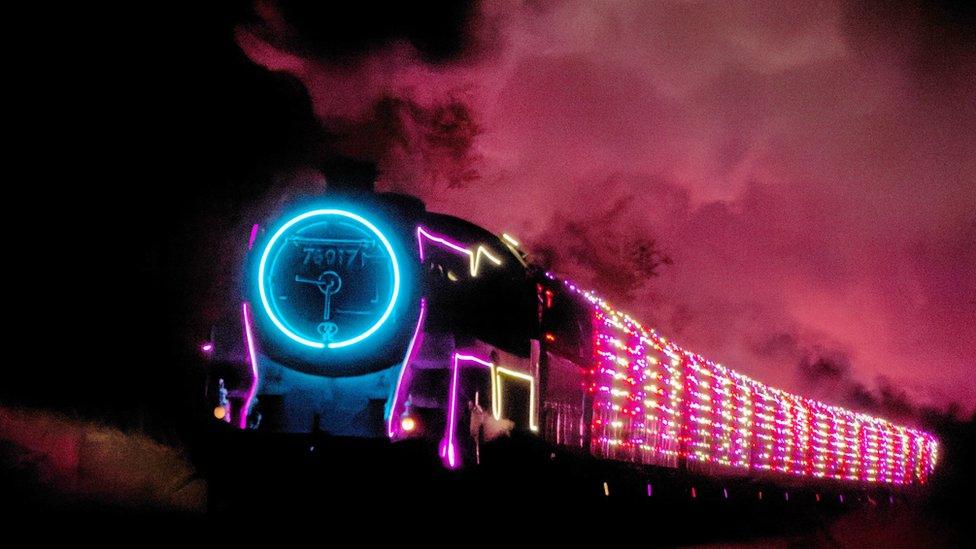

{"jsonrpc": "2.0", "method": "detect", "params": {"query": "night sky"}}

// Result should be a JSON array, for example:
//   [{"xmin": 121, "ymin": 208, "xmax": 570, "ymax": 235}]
[{"xmin": 10, "ymin": 0, "xmax": 973, "ymax": 433}]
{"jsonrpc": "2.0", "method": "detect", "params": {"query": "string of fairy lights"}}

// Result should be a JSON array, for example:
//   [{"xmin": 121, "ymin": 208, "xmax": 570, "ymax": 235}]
[{"xmin": 547, "ymin": 273, "xmax": 938, "ymax": 485}]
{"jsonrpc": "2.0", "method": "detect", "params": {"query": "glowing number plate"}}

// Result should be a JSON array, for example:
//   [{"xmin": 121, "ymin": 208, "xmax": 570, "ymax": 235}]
[{"xmin": 257, "ymin": 209, "xmax": 401, "ymax": 349}]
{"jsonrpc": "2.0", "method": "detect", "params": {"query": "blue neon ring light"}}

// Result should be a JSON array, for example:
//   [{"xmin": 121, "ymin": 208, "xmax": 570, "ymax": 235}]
[{"xmin": 257, "ymin": 209, "xmax": 401, "ymax": 349}]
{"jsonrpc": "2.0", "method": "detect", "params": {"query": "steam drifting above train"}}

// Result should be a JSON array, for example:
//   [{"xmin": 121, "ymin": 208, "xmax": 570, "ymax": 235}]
[{"xmin": 205, "ymin": 191, "xmax": 938, "ymax": 484}]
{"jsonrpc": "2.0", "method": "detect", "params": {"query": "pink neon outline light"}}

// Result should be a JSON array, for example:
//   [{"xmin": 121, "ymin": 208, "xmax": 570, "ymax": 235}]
[
  {"xmin": 441, "ymin": 353, "xmax": 494, "ymax": 469},
  {"xmin": 240, "ymin": 302, "xmax": 259, "ymax": 429},
  {"xmin": 387, "ymin": 298, "xmax": 428, "ymax": 438},
  {"xmin": 247, "ymin": 224, "xmax": 259, "ymax": 250},
  {"xmin": 416, "ymin": 226, "xmax": 502, "ymax": 277}
]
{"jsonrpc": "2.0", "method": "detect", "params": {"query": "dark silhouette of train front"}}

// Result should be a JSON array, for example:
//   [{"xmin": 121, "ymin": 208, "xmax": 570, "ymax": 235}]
[{"xmin": 205, "ymin": 190, "xmax": 937, "ymax": 486}]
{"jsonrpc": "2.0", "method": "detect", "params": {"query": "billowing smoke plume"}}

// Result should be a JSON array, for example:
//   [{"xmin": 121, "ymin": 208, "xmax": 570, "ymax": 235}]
[
  {"xmin": 235, "ymin": 0, "xmax": 976, "ymax": 417},
  {"xmin": 236, "ymin": 0, "xmax": 487, "ymax": 192}
]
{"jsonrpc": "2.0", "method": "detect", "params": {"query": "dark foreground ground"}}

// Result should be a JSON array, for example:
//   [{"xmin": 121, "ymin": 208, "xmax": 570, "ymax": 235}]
[{"xmin": 1, "ymin": 405, "xmax": 972, "ymax": 546}]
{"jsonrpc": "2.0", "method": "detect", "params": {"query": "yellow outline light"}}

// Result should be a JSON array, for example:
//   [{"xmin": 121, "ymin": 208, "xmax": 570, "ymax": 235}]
[{"xmin": 494, "ymin": 366, "xmax": 539, "ymax": 432}]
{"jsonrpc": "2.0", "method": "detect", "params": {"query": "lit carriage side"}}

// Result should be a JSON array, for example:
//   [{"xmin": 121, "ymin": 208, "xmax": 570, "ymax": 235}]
[{"xmin": 550, "ymin": 274, "xmax": 938, "ymax": 485}]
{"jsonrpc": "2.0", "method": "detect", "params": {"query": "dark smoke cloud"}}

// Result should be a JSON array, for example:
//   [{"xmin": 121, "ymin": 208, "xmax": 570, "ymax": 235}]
[
  {"xmin": 799, "ymin": 350, "xmax": 923, "ymax": 424},
  {"xmin": 532, "ymin": 193, "xmax": 673, "ymax": 302},
  {"xmin": 236, "ymin": 0, "xmax": 486, "ymax": 192},
  {"xmin": 235, "ymin": 0, "xmax": 976, "ymax": 416}
]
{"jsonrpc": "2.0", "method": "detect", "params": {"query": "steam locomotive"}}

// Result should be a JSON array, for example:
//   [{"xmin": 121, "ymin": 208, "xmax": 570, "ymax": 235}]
[{"xmin": 205, "ymin": 191, "xmax": 938, "ymax": 485}]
